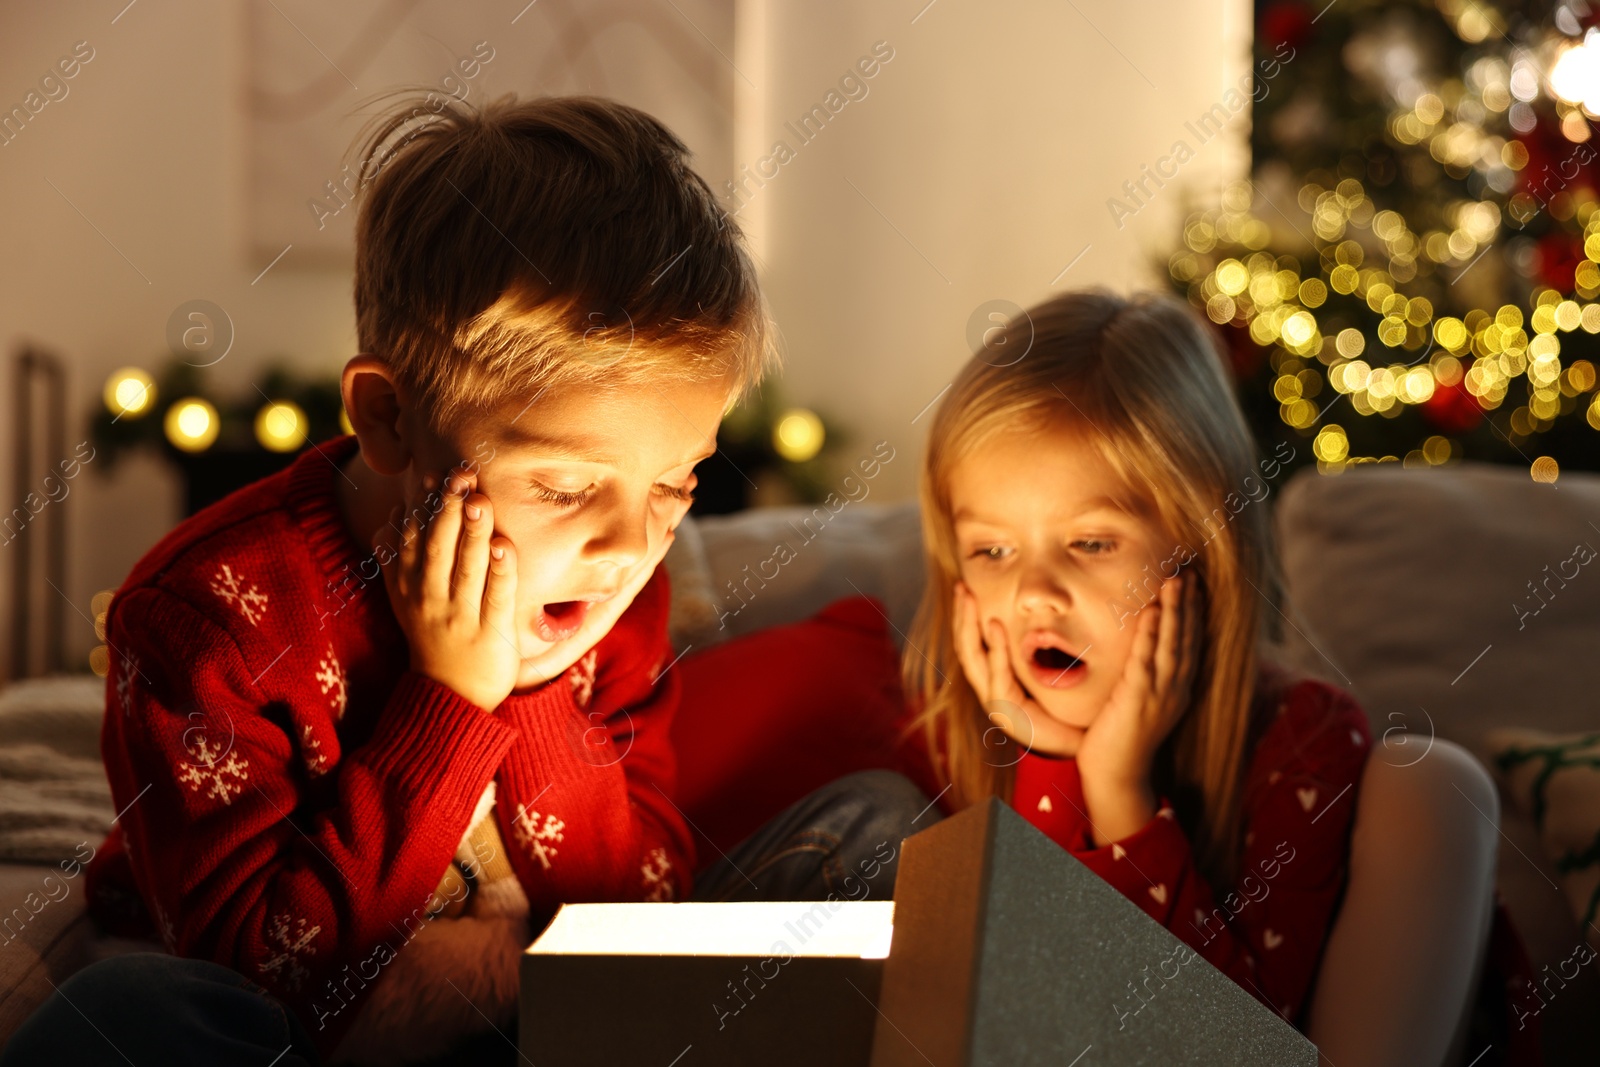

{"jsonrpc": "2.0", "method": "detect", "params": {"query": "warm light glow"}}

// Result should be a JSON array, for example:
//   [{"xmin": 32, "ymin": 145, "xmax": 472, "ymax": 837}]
[
  {"xmin": 339, "ymin": 406, "xmax": 354, "ymax": 436},
  {"xmin": 165, "ymin": 398, "xmax": 219, "ymax": 452},
  {"xmin": 1335, "ymin": 328, "xmax": 1366, "ymax": 359},
  {"xmin": 1314, "ymin": 425, "xmax": 1349, "ymax": 463},
  {"xmin": 1400, "ymin": 367, "xmax": 1436, "ymax": 404},
  {"xmin": 1281, "ymin": 311, "xmax": 1316, "ymax": 347},
  {"xmin": 1551, "ymin": 40, "xmax": 1600, "ymax": 113},
  {"xmin": 526, "ymin": 901, "xmax": 896, "ymax": 959},
  {"xmin": 255, "ymin": 400, "xmax": 307, "ymax": 453},
  {"xmin": 104, "ymin": 367, "xmax": 156, "ymax": 418},
  {"xmin": 773, "ymin": 408, "xmax": 825, "ymax": 462},
  {"xmin": 1434, "ymin": 317, "xmax": 1468, "ymax": 351},
  {"xmin": 1214, "ymin": 259, "xmax": 1249, "ymax": 296}
]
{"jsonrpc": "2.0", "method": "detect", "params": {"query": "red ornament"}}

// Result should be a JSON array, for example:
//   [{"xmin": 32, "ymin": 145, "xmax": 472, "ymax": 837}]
[
  {"xmin": 1259, "ymin": 1, "xmax": 1314, "ymax": 51},
  {"xmin": 1218, "ymin": 320, "xmax": 1267, "ymax": 380},
  {"xmin": 1421, "ymin": 374, "xmax": 1483, "ymax": 434},
  {"xmin": 1516, "ymin": 122, "xmax": 1600, "ymax": 208},
  {"xmin": 1537, "ymin": 232, "xmax": 1584, "ymax": 292}
]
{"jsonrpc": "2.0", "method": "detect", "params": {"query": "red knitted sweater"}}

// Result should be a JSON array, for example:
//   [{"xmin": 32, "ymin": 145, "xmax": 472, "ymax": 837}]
[
  {"xmin": 84, "ymin": 434, "xmax": 692, "ymax": 1055},
  {"xmin": 1010, "ymin": 665, "xmax": 1370, "ymax": 1030}
]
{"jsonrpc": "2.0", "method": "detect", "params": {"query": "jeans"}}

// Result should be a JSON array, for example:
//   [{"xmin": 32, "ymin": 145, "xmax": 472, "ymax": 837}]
[{"xmin": 0, "ymin": 769, "xmax": 937, "ymax": 1067}]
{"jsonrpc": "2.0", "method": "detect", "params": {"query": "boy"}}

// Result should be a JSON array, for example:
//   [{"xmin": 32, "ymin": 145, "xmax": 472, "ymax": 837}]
[{"xmin": 3, "ymin": 94, "xmax": 930, "ymax": 1065}]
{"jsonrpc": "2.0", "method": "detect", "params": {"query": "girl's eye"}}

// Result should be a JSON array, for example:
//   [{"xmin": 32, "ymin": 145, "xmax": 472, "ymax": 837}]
[
  {"xmin": 653, "ymin": 482, "xmax": 696, "ymax": 504},
  {"xmin": 1073, "ymin": 538, "xmax": 1116, "ymax": 555},
  {"xmin": 530, "ymin": 482, "xmax": 594, "ymax": 508},
  {"xmin": 968, "ymin": 545, "xmax": 1011, "ymax": 562}
]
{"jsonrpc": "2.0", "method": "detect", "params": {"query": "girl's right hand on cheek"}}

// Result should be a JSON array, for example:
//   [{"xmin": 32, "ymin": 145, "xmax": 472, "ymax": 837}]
[
  {"xmin": 951, "ymin": 581, "xmax": 1083, "ymax": 757},
  {"xmin": 373, "ymin": 468, "xmax": 521, "ymax": 712}
]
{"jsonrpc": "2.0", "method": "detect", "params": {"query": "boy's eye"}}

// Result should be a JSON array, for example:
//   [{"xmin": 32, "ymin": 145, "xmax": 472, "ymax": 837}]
[
  {"xmin": 530, "ymin": 482, "xmax": 595, "ymax": 508},
  {"xmin": 653, "ymin": 482, "xmax": 696, "ymax": 504}
]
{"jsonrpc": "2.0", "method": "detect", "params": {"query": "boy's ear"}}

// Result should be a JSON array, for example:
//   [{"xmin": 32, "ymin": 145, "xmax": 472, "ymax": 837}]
[{"xmin": 342, "ymin": 353, "xmax": 409, "ymax": 477}]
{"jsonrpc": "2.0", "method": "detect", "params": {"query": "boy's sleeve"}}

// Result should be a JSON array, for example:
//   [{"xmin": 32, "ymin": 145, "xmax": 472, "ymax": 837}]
[
  {"xmin": 1072, "ymin": 681, "xmax": 1370, "ymax": 1027},
  {"xmin": 491, "ymin": 564, "xmax": 695, "ymax": 910},
  {"xmin": 102, "ymin": 585, "xmax": 519, "ymax": 1025}
]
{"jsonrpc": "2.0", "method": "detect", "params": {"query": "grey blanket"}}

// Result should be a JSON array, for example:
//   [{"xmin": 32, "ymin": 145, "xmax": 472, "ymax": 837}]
[{"xmin": 0, "ymin": 674, "xmax": 114, "ymax": 864}]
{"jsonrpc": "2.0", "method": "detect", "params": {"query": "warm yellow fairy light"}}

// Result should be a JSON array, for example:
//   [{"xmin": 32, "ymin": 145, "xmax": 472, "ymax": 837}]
[
  {"xmin": 254, "ymin": 401, "xmax": 307, "ymax": 453},
  {"xmin": 1433, "ymin": 317, "xmax": 1468, "ymax": 351},
  {"xmin": 1281, "ymin": 311, "xmax": 1316, "ymax": 347},
  {"xmin": 1552, "ymin": 42, "xmax": 1600, "ymax": 113},
  {"xmin": 1400, "ymin": 366, "xmax": 1436, "ymax": 404},
  {"xmin": 1314, "ymin": 425, "xmax": 1349, "ymax": 463},
  {"xmin": 1214, "ymin": 260, "xmax": 1249, "ymax": 297},
  {"xmin": 103, "ymin": 367, "xmax": 156, "ymax": 418},
  {"xmin": 165, "ymin": 398, "xmax": 219, "ymax": 453},
  {"xmin": 773, "ymin": 408, "xmax": 824, "ymax": 463}
]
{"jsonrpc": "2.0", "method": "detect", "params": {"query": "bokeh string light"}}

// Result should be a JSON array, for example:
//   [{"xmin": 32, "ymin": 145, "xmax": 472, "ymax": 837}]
[{"xmin": 1178, "ymin": 1, "xmax": 1600, "ymax": 480}]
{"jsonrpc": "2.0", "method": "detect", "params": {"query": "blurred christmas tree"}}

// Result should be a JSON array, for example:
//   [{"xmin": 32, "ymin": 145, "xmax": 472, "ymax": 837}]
[{"xmin": 1171, "ymin": 0, "xmax": 1600, "ymax": 480}]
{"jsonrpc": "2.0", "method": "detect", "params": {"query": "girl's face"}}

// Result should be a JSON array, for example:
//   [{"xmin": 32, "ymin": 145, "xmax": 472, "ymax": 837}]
[{"xmin": 948, "ymin": 422, "xmax": 1169, "ymax": 743}]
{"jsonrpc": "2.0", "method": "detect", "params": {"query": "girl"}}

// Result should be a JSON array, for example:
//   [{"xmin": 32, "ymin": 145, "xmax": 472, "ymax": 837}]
[{"xmin": 904, "ymin": 287, "xmax": 1371, "ymax": 1028}]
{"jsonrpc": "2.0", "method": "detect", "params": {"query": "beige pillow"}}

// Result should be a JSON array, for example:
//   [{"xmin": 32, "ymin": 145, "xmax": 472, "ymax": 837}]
[
  {"xmin": 662, "ymin": 514, "xmax": 726, "ymax": 655},
  {"xmin": 1486, "ymin": 727, "xmax": 1600, "ymax": 951}
]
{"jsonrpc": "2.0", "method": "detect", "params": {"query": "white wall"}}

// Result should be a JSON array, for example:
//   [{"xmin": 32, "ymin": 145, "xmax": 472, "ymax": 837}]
[
  {"xmin": 735, "ymin": 0, "xmax": 1254, "ymax": 500},
  {"xmin": 0, "ymin": 0, "xmax": 1249, "ymax": 680}
]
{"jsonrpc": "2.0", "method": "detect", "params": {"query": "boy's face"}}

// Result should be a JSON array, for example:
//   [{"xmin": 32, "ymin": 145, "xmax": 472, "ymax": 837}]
[{"xmin": 405, "ymin": 373, "xmax": 729, "ymax": 691}]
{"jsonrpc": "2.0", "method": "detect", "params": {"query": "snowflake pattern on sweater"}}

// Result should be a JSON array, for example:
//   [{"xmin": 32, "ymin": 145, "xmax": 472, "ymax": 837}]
[
  {"xmin": 85, "ymin": 435, "xmax": 695, "ymax": 1058},
  {"xmin": 300, "ymin": 723, "xmax": 329, "ymax": 778},
  {"xmin": 568, "ymin": 649, "xmax": 598, "ymax": 709},
  {"xmin": 315, "ymin": 644, "xmax": 347, "ymax": 719},
  {"xmin": 259, "ymin": 912, "xmax": 321, "ymax": 992},
  {"xmin": 641, "ymin": 846, "xmax": 675, "ymax": 901},
  {"xmin": 115, "ymin": 650, "xmax": 140, "ymax": 716},
  {"xmin": 512, "ymin": 805, "xmax": 567, "ymax": 871},
  {"xmin": 210, "ymin": 563, "xmax": 268, "ymax": 626},
  {"xmin": 175, "ymin": 736, "xmax": 249, "ymax": 805},
  {"xmin": 1008, "ymin": 668, "xmax": 1370, "ymax": 1029}
]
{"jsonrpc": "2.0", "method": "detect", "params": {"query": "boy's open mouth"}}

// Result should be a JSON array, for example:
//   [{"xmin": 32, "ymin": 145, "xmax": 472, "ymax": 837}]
[{"xmin": 534, "ymin": 600, "xmax": 589, "ymax": 643}]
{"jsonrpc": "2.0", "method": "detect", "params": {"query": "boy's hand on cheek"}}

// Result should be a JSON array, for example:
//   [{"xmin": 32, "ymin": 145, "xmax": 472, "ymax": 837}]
[{"xmin": 374, "ymin": 468, "xmax": 521, "ymax": 712}]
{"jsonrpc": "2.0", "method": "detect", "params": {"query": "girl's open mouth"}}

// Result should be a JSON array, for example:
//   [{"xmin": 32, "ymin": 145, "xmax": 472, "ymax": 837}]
[
  {"xmin": 1024, "ymin": 641, "xmax": 1089, "ymax": 689},
  {"xmin": 535, "ymin": 600, "xmax": 589, "ymax": 643}
]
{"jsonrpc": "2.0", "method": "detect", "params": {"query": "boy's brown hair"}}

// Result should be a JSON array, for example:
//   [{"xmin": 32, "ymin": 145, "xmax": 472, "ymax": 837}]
[{"xmin": 348, "ymin": 91, "xmax": 774, "ymax": 430}]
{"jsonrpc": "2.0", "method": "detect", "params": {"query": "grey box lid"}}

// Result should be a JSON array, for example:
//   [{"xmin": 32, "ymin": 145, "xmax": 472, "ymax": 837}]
[{"xmin": 870, "ymin": 797, "xmax": 1318, "ymax": 1067}]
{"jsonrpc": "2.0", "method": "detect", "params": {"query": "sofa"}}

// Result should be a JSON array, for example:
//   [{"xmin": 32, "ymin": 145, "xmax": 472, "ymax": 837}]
[{"xmin": 2, "ymin": 459, "xmax": 1596, "ymax": 1065}]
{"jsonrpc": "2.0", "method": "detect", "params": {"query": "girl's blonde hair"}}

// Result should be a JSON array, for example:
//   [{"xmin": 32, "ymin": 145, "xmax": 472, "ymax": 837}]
[{"xmin": 905, "ymin": 288, "xmax": 1287, "ymax": 886}]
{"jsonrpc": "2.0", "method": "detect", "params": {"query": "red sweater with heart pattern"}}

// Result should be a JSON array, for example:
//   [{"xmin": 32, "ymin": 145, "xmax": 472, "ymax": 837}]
[
  {"xmin": 84, "ymin": 434, "xmax": 692, "ymax": 1056},
  {"xmin": 1009, "ymin": 664, "xmax": 1370, "ymax": 1030}
]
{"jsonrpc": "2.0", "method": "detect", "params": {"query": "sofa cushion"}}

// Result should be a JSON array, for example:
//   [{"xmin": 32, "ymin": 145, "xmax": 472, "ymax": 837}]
[
  {"xmin": 671, "ymin": 595, "xmax": 939, "ymax": 867},
  {"xmin": 688, "ymin": 501, "xmax": 926, "ymax": 648},
  {"xmin": 1272, "ymin": 460, "xmax": 1600, "ymax": 750},
  {"xmin": 1272, "ymin": 460, "xmax": 1600, "ymax": 1059}
]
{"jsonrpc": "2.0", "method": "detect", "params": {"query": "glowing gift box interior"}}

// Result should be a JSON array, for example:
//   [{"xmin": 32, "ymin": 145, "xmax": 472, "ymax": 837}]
[{"xmin": 521, "ymin": 799, "xmax": 1318, "ymax": 1066}]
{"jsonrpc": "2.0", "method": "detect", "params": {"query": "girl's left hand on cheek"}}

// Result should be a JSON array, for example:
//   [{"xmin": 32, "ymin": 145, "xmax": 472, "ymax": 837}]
[{"xmin": 1076, "ymin": 574, "xmax": 1200, "ymax": 841}]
